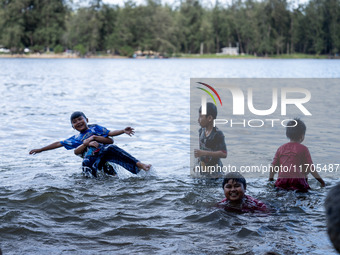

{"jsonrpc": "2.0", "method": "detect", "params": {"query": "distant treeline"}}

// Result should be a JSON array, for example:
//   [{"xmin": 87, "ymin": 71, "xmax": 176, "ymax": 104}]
[{"xmin": 0, "ymin": 0, "xmax": 340, "ymax": 56}]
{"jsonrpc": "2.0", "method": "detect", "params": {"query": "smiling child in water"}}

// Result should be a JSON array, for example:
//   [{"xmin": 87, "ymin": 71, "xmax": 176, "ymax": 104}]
[
  {"xmin": 29, "ymin": 111, "xmax": 151, "ymax": 177},
  {"xmin": 218, "ymin": 172, "xmax": 268, "ymax": 213}
]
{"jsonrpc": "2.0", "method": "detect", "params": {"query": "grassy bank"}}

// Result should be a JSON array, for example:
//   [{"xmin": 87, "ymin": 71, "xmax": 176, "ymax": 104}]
[
  {"xmin": 176, "ymin": 53, "xmax": 330, "ymax": 59},
  {"xmin": 268, "ymin": 53, "xmax": 329, "ymax": 59},
  {"xmin": 177, "ymin": 53, "xmax": 257, "ymax": 59},
  {"xmin": 0, "ymin": 52, "xmax": 333, "ymax": 59},
  {"xmin": 0, "ymin": 53, "xmax": 128, "ymax": 59}
]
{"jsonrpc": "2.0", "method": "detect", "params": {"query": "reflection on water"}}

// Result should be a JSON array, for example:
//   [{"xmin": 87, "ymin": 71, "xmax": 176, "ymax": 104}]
[{"xmin": 0, "ymin": 59, "xmax": 339, "ymax": 254}]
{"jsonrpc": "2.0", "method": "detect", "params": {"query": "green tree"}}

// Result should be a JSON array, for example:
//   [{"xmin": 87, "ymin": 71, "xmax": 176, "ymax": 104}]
[
  {"xmin": 229, "ymin": 0, "xmax": 263, "ymax": 55},
  {"xmin": 34, "ymin": 0, "xmax": 68, "ymax": 50},
  {"xmin": 211, "ymin": 2, "xmax": 233, "ymax": 53},
  {"xmin": 262, "ymin": 0, "xmax": 290, "ymax": 55},
  {"xmin": 141, "ymin": 0, "xmax": 177, "ymax": 54},
  {"xmin": 105, "ymin": 1, "xmax": 136, "ymax": 54},
  {"xmin": 2, "ymin": 0, "xmax": 340, "ymax": 56},
  {"xmin": 290, "ymin": 6, "xmax": 305, "ymax": 53},
  {"xmin": 0, "ymin": 0, "xmax": 26, "ymax": 52},
  {"xmin": 176, "ymin": 0, "xmax": 204, "ymax": 54},
  {"xmin": 64, "ymin": 0, "xmax": 106, "ymax": 53},
  {"xmin": 74, "ymin": 43, "xmax": 86, "ymax": 56},
  {"xmin": 199, "ymin": 10, "xmax": 214, "ymax": 54},
  {"xmin": 0, "ymin": 0, "xmax": 68, "ymax": 52},
  {"xmin": 322, "ymin": 0, "xmax": 340, "ymax": 54},
  {"xmin": 304, "ymin": 0, "xmax": 325, "ymax": 54}
]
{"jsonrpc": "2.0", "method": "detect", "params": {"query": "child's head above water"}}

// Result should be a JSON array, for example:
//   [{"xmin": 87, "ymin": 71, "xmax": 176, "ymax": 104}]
[
  {"xmin": 70, "ymin": 111, "xmax": 88, "ymax": 132},
  {"xmin": 222, "ymin": 172, "xmax": 247, "ymax": 203},
  {"xmin": 198, "ymin": 102, "xmax": 217, "ymax": 128},
  {"xmin": 70, "ymin": 111, "xmax": 87, "ymax": 123},
  {"xmin": 199, "ymin": 102, "xmax": 217, "ymax": 119},
  {"xmin": 286, "ymin": 118, "xmax": 306, "ymax": 142}
]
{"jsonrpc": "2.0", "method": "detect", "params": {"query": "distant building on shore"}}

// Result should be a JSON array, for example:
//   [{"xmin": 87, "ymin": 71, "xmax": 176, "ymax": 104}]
[
  {"xmin": 217, "ymin": 43, "xmax": 239, "ymax": 56},
  {"xmin": 133, "ymin": 50, "xmax": 163, "ymax": 59}
]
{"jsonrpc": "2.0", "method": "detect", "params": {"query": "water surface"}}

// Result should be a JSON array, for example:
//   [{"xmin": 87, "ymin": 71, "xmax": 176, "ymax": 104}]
[{"xmin": 0, "ymin": 58, "xmax": 339, "ymax": 254}]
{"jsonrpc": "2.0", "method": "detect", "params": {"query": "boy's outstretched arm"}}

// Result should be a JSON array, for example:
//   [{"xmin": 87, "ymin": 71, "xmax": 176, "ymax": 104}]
[
  {"xmin": 108, "ymin": 127, "xmax": 135, "ymax": 137},
  {"xmin": 29, "ymin": 141, "xmax": 63, "ymax": 154}
]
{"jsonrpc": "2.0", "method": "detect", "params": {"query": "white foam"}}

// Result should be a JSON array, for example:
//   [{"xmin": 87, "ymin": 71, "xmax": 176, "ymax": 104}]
[
  {"xmin": 137, "ymin": 165, "xmax": 158, "ymax": 178},
  {"xmin": 106, "ymin": 162, "xmax": 157, "ymax": 179}
]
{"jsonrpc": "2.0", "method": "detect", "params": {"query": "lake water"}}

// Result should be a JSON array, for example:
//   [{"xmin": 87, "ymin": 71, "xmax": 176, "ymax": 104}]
[{"xmin": 0, "ymin": 58, "xmax": 339, "ymax": 254}]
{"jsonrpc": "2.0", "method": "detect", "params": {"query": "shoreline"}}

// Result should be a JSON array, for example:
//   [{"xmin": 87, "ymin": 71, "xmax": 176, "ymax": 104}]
[
  {"xmin": 0, "ymin": 53, "xmax": 336, "ymax": 59},
  {"xmin": 0, "ymin": 53, "xmax": 128, "ymax": 59}
]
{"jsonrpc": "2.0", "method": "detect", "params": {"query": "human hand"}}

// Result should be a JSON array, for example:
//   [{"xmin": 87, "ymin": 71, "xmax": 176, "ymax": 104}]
[
  {"xmin": 124, "ymin": 127, "xmax": 135, "ymax": 136},
  {"xmin": 88, "ymin": 141, "xmax": 99, "ymax": 148},
  {"xmin": 29, "ymin": 149, "xmax": 42, "ymax": 155},
  {"xmin": 194, "ymin": 149, "xmax": 204, "ymax": 158},
  {"xmin": 83, "ymin": 136, "xmax": 95, "ymax": 146}
]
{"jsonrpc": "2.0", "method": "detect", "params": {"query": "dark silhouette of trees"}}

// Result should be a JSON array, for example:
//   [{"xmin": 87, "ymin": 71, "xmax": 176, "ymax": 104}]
[{"xmin": 0, "ymin": 0, "xmax": 339, "ymax": 55}]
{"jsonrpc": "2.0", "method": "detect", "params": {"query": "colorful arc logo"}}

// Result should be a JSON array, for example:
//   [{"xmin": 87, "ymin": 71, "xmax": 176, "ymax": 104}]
[{"xmin": 196, "ymin": 82, "xmax": 222, "ymax": 106}]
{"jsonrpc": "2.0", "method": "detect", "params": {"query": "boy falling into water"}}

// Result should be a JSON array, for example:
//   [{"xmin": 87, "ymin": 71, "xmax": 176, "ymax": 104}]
[
  {"xmin": 29, "ymin": 111, "xmax": 151, "ymax": 177},
  {"xmin": 194, "ymin": 102, "xmax": 227, "ymax": 177}
]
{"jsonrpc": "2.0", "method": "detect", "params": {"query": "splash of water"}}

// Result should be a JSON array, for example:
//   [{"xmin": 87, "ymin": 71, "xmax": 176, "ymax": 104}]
[{"xmin": 82, "ymin": 163, "xmax": 157, "ymax": 179}]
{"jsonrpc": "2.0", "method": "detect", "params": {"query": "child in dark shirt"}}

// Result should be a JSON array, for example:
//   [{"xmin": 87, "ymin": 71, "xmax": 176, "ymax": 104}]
[{"xmin": 194, "ymin": 102, "xmax": 227, "ymax": 176}]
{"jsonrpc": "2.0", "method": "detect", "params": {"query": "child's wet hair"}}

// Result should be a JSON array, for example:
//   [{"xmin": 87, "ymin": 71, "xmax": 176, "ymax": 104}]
[
  {"xmin": 286, "ymin": 118, "xmax": 306, "ymax": 141},
  {"xmin": 222, "ymin": 172, "xmax": 247, "ymax": 190},
  {"xmin": 199, "ymin": 102, "xmax": 217, "ymax": 119},
  {"xmin": 70, "ymin": 111, "xmax": 87, "ymax": 123}
]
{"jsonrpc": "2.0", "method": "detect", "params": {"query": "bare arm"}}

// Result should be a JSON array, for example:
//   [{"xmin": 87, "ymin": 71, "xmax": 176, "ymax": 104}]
[
  {"xmin": 194, "ymin": 149, "xmax": 227, "ymax": 159},
  {"xmin": 29, "ymin": 141, "xmax": 63, "ymax": 154},
  {"xmin": 269, "ymin": 164, "xmax": 276, "ymax": 181},
  {"xmin": 74, "ymin": 143, "xmax": 86, "ymax": 156},
  {"xmin": 92, "ymin": 135, "xmax": 113, "ymax": 144},
  {"xmin": 74, "ymin": 142, "xmax": 95, "ymax": 156},
  {"xmin": 308, "ymin": 165, "xmax": 326, "ymax": 187},
  {"xmin": 74, "ymin": 135, "xmax": 113, "ymax": 156},
  {"xmin": 108, "ymin": 127, "xmax": 135, "ymax": 137}
]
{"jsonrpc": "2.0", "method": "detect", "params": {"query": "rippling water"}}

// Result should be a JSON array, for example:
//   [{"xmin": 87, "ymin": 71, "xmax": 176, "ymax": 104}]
[{"xmin": 0, "ymin": 58, "xmax": 340, "ymax": 254}]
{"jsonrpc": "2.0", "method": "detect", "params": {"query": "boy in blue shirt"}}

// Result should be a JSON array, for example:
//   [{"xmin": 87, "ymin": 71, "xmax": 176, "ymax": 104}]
[{"xmin": 29, "ymin": 111, "xmax": 151, "ymax": 177}]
